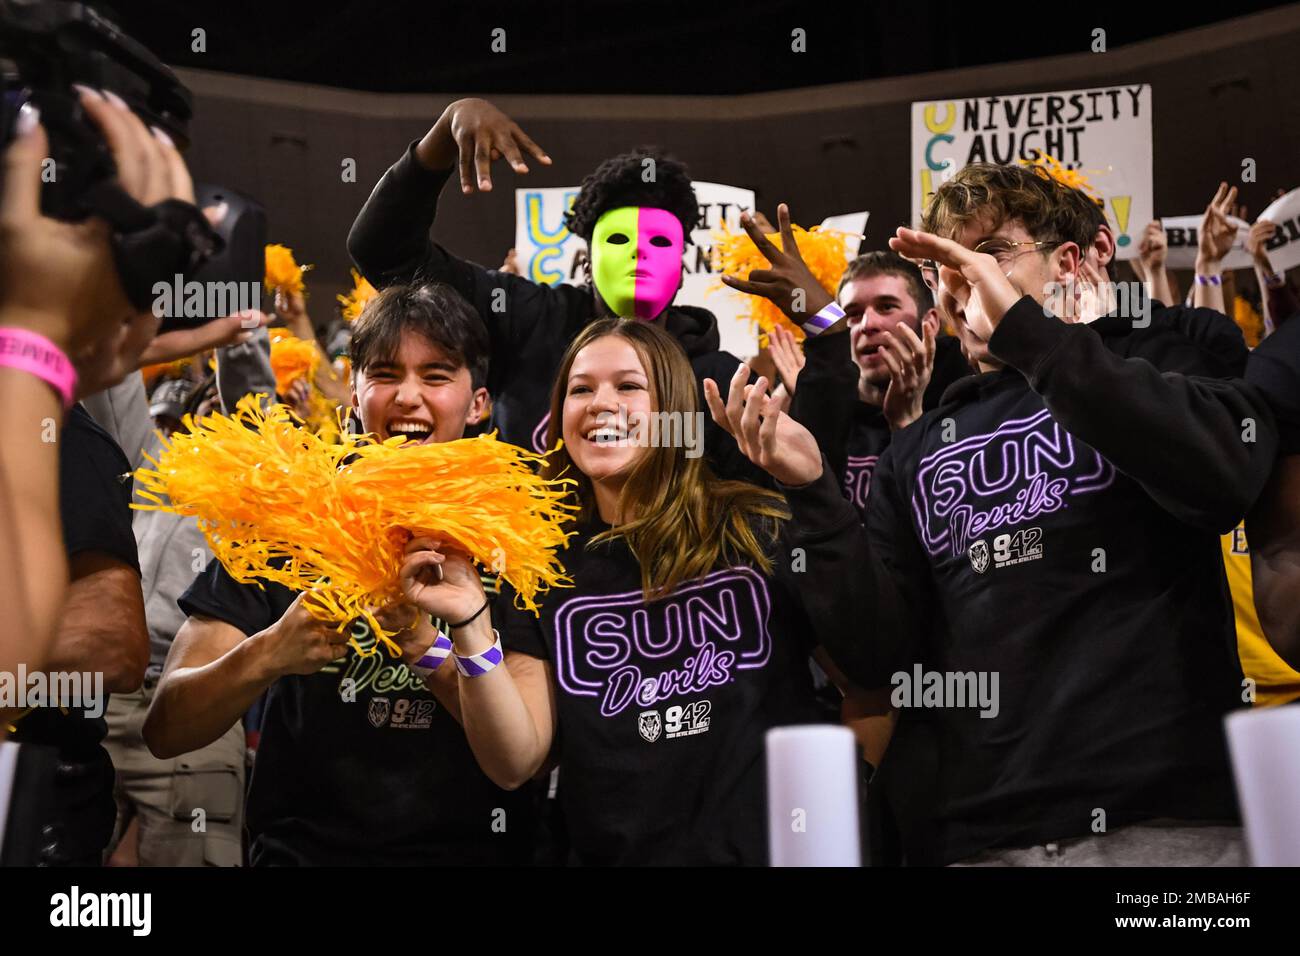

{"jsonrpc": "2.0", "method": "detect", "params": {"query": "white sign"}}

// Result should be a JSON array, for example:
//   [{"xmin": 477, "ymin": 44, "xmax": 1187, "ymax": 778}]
[
  {"xmin": 1257, "ymin": 187, "xmax": 1300, "ymax": 274},
  {"xmin": 818, "ymin": 211, "xmax": 870, "ymax": 260},
  {"xmin": 912, "ymin": 85, "xmax": 1153, "ymax": 259},
  {"xmin": 1160, "ymin": 214, "xmax": 1253, "ymax": 271}
]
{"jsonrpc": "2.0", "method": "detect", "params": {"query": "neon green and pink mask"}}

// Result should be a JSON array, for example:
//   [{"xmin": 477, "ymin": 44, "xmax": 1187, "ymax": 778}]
[{"xmin": 590, "ymin": 206, "xmax": 685, "ymax": 320}]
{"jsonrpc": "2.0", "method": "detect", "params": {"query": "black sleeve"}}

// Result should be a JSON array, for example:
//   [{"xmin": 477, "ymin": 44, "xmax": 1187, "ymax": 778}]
[
  {"xmin": 1247, "ymin": 316, "xmax": 1300, "ymax": 456},
  {"xmin": 1165, "ymin": 305, "xmax": 1249, "ymax": 376},
  {"xmin": 776, "ymin": 454, "xmax": 924, "ymax": 688},
  {"xmin": 177, "ymin": 558, "xmax": 290, "ymax": 638},
  {"xmin": 346, "ymin": 141, "xmax": 591, "ymax": 356},
  {"xmin": 1267, "ymin": 282, "xmax": 1300, "ymax": 329},
  {"xmin": 988, "ymin": 296, "xmax": 1279, "ymax": 533},
  {"xmin": 59, "ymin": 405, "xmax": 140, "ymax": 575},
  {"xmin": 496, "ymin": 582, "xmax": 550, "ymax": 661},
  {"xmin": 788, "ymin": 331, "xmax": 857, "ymax": 489}
]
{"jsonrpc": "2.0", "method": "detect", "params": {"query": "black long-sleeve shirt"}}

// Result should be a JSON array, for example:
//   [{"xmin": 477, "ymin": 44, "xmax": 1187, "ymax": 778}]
[
  {"xmin": 347, "ymin": 143, "xmax": 762, "ymax": 483},
  {"xmin": 785, "ymin": 297, "xmax": 1278, "ymax": 865}
]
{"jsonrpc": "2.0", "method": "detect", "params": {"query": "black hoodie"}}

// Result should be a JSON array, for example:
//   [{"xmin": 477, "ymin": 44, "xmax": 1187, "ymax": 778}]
[
  {"xmin": 784, "ymin": 296, "xmax": 1278, "ymax": 865},
  {"xmin": 347, "ymin": 143, "xmax": 760, "ymax": 482}
]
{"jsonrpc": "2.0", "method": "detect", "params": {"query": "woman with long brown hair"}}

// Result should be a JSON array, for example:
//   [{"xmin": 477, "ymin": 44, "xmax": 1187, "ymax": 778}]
[{"xmin": 398, "ymin": 318, "xmax": 859, "ymax": 865}]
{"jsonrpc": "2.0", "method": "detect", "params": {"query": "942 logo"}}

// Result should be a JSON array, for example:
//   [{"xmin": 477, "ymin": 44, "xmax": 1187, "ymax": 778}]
[
  {"xmin": 969, "ymin": 527, "xmax": 1043, "ymax": 573},
  {"xmin": 638, "ymin": 700, "xmax": 712, "ymax": 742}
]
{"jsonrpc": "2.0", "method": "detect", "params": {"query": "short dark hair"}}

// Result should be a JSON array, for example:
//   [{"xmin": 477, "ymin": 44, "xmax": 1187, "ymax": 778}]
[
  {"xmin": 838, "ymin": 251, "xmax": 934, "ymax": 315},
  {"xmin": 348, "ymin": 282, "xmax": 489, "ymax": 388},
  {"xmin": 564, "ymin": 148, "xmax": 698, "ymax": 244}
]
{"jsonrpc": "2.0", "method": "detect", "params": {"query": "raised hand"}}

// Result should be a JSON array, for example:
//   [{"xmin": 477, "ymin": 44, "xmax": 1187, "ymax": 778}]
[
  {"xmin": 720, "ymin": 203, "xmax": 835, "ymax": 323},
  {"xmin": 1197, "ymin": 182, "xmax": 1240, "ymax": 268},
  {"xmin": 879, "ymin": 320, "xmax": 936, "ymax": 431},
  {"xmin": 1136, "ymin": 220, "xmax": 1167, "ymax": 275},
  {"xmin": 888, "ymin": 226, "xmax": 1022, "ymax": 343},
  {"xmin": 767, "ymin": 323, "xmax": 806, "ymax": 397},
  {"xmin": 703, "ymin": 362, "xmax": 822, "ymax": 487},
  {"xmin": 1245, "ymin": 219, "xmax": 1278, "ymax": 266},
  {"xmin": 1, "ymin": 88, "xmax": 196, "ymax": 390},
  {"xmin": 418, "ymin": 98, "xmax": 551, "ymax": 194}
]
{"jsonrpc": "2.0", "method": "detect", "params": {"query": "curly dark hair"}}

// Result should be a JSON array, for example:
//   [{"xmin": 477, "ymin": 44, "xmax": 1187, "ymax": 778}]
[{"xmin": 564, "ymin": 147, "xmax": 699, "ymax": 244}]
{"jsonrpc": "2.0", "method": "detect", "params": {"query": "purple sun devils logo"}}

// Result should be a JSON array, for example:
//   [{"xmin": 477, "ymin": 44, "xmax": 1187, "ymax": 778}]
[{"xmin": 913, "ymin": 409, "xmax": 1115, "ymax": 558}]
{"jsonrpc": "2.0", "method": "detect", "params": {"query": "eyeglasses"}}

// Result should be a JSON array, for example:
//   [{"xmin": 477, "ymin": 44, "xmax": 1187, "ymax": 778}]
[
  {"xmin": 972, "ymin": 238, "xmax": 1058, "ymax": 263},
  {"xmin": 918, "ymin": 239, "xmax": 1060, "ymax": 292}
]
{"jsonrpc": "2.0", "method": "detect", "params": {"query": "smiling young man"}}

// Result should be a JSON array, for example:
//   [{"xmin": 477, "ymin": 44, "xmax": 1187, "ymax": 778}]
[
  {"xmin": 143, "ymin": 282, "xmax": 539, "ymax": 866},
  {"xmin": 346, "ymin": 98, "xmax": 760, "ymax": 482},
  {"xmin": 808, "ymin": 253, "xmax": 973, "ymax": 517},
  {"xmin": 736, "ymin": 163, "xmax": 1280, "ymax": 866}
]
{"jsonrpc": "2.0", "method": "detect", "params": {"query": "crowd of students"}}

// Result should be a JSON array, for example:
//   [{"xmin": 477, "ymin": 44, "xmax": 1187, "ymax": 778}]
[{"xmin": 2, "ymin": 88, "xmax": 1297, "ymax": 868}]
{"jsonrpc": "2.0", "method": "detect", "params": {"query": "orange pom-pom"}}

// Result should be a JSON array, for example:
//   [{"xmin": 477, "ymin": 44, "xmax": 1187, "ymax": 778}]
[
  {"xmin": 337, "ymin": 269, "xmax": 378, "ymax": 323},
  {"xmin": 1018, "ymin": 152, "xmax": 1103, "ymax": 202},
  {"xmin": 133, "ymin": 396, "xmax": 577, "ymax": 653},
  {"xmin": 268, "ymin": 328, "xmax": 320, "ymax": 395},
  {"xmin": 264, "ymin": 244, "xmax": 312, "ymax": 298},
  {"xmin": 712, "ymin": 222, "xmax": 851, "ymax": 348}
]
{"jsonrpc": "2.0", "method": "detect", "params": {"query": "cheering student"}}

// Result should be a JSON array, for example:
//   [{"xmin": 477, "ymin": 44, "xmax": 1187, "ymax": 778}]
[
  {"xmin": 144, "ymin": 283, "xmax": 540, "ymax": 866},
  {"xmin": 711, "ymin": 162, "xmax": 1280, "ymax": 867},
  {"xmin": 396, "ymin": 319, "xmax": 866, "ymax": 866},
  {"xmin": 346, "ymin": 98, "xmax": 761, "ymax": 481},
  {"xmin": 730, "ymin": 219, "xmax": 973, "ymax": 519}
]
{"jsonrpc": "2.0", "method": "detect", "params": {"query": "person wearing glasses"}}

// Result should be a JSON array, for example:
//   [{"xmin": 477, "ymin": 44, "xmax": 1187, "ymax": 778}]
[{"xmin": 715, "ymin": 161, "xmax": 1277, "ymax": 866}]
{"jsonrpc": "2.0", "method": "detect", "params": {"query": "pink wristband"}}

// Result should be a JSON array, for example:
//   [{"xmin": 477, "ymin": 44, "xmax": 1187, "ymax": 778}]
[{"xmin": 0, "ymin": 328, "xmax": 77, "ymax": 410}]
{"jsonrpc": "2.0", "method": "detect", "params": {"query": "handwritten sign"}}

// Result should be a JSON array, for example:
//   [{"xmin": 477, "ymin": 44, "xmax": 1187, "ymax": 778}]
[{"xmin": 912, "ymin": 85, "xmax": 1153, "ymax": 259}]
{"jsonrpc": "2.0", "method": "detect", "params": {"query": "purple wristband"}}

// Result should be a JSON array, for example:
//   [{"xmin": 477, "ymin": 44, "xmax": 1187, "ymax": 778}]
[
  {"xmin": 1195, "ymin": 273, "xmax": 1222, "ymax": 287},
  {"xmin": 454, "ymin": 630, "xmax": 505, "ymax": 678},
  {"xmin": 409, "ymin": 632, "xmax": 453, "ymax": 676},
  {"xmin": 798, "ymin": 301, "xmax": 845, "ymax": 336}
]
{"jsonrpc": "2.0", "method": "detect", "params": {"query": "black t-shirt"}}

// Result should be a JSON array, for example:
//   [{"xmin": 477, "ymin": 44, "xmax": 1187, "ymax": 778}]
[
  {"xmin": 10, "ymin": 404, "xmax": 139, "ymax": 865},
  {"xmin": 1247, "ymin": 317, "xmax": 1300, "ymax": 456},
  {"xmin": 842, "ymin": 405, "xmax": 892, "ymax": 518},
  {"xmin": 178, "ymin": 562, "xmax": 538, "ymax": 866},
  {"xmin": 500, "ymin": 521, "xmax": 825, "ymax": 866}
]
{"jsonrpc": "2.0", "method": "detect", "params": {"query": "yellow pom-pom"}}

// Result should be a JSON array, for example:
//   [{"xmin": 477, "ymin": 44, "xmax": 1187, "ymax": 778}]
[
  {"xmin": 1233, "ymin": 294, "xmax": 1264, "ymax": 349},
  {"xmin": 268, "ymin": 328, "xmax": 321, "ymax": 396},
  {"xmin": 712, "ymin": 222, "xmax": 851, "ymax": 348},
  {"xmin": 1018, "ymin": 152, "xmax": 1102, "ymax": 202},
  {"xmin": 337, "ymin": 268, "xmax": 378, "ymax": 323},
  {"xmin": 264, "ymin": 244, "xmax": 313, "ymax": 298},
  {"xmin": 133, "ymin": 396, "xmax": 577, "ymax": 654}
]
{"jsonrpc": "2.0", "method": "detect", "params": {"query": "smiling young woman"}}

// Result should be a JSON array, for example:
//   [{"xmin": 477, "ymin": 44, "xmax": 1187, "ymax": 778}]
[{"xmin": 398, "ymin": 318, "xmax": 867, "ymax": 865}]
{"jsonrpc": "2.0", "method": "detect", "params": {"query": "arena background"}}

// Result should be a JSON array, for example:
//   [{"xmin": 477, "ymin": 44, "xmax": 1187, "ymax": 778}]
[{"xmin": 112, "ymin": 2, "xmax": 1300, "ymax": 312}]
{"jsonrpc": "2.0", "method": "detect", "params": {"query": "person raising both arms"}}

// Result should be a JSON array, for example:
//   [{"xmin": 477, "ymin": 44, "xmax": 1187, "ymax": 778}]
[
  {"xmin": 347, "ymin": 98, "xmax": 763, "ymax": 481},
  {"xmin": 396, "ymin": 319, "xmax": 869, "ymax": 865}
]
